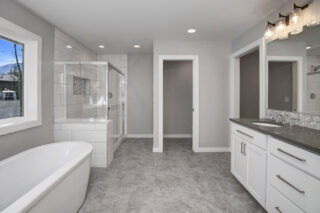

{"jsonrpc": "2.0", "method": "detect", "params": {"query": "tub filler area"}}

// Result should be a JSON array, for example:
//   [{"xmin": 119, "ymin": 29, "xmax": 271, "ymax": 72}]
[
  {"xmin": 0, "ymin": 142, "xmax": 92, "ymax": 213},
  {"xmin": 54, "ymin": 62, "xmax": 127, "ymax": 168}
]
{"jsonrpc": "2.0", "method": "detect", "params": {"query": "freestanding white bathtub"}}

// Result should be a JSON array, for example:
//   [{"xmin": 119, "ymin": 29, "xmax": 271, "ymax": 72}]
[{"xmin": 0, "ymin": 141, "xmax": 93, "ymax": 213}]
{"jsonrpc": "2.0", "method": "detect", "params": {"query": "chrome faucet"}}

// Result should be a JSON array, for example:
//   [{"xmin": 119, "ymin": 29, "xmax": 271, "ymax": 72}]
[{"xmin": 275, "ymin": 113, "xmax": 286, "ymax": 125}]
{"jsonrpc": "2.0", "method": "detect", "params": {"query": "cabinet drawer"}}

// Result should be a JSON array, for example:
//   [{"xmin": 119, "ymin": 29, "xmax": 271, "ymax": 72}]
[
  {"xmin": 269, "ymin": 155, "xmax": 320, "ymax": 212},
  {"xmin": 269, "ymin": 137, "xmax": 320, "ymax": 179},
  {"xmin": 231, "ymin": 123, "xmax": 267, "ymax": 150},
  {"xmin": 267, "ymin": 185, "xmax": 304, "ymax": 213}
]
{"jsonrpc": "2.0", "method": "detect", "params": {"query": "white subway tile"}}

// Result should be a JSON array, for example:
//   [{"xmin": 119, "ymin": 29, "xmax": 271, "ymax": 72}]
[
  {"xmin": 91, "ymin": 154, "xmax": 106, "ymax": 167},
  {"xmin": 61, "ymin": 123, "xmax": 96, "ymax": 130},
  {"xmin": 95, "ymin": 142, "xmax": 107, "ymax": 154},
  {"xmin": 95, "ymin": 124, "xmax": 107, "ymax": 130},
  {"xmin": 71, "ymin": 130, "xmax": 106, "ymax": 142}
]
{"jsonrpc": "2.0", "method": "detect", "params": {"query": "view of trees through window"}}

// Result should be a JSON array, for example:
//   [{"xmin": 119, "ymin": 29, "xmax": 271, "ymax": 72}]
[{"xmin": 0, "ymin": 36, "xmax": 24, "ymax": 119}]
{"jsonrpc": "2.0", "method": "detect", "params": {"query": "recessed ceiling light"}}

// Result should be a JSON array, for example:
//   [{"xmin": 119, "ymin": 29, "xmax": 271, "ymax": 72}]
[
  {"xmin": 65, "ymin": 45, "xmax": 72, "ymax": 49},
  {"xmin": 133, "ymin": 45, "xmax": 141, "ymax": 48},
  {"xmin": 306, "ymin": 46, "xmax": 311, "ymax": 49},
  {"xmin": 98, "ymin": 45, "xmax": 105, "ymax": 49},
  {"xmin": 187, "ymin": 29, "xmax": 196, "ymax": 34}
]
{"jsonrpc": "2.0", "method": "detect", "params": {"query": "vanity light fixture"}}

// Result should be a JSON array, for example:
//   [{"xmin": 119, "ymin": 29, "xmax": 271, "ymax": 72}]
[
  {"xmin": 306, "ymin": 46, "xmax": 311, "ymax": 49},
  {"xmin": 264, "ymin": 2, "xmax": 315, "ymax": 40},
  {"xmin": 133, "ymin": 44, "xmax": 141, "ymax": 48},
  {"xmin": 98, "ymin": 45, "xmax": 105, "ymax": 49},
  {"xmin": 187, "ymin": 29, "xmax": 196, "ymax": 34},
  {"xmin": 65, "ymin": 45, "xmax": 72, "ymax": 49}
]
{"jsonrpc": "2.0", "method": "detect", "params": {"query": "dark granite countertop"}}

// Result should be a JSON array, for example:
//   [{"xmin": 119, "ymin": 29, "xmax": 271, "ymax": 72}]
[{"xmin": 230, "ymin": 118, "xmax": 320, "ymax": 156}]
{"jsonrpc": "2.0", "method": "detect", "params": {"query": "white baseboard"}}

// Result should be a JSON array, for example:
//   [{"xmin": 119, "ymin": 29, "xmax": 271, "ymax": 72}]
[
  {"xmin": 126, "ymin": 134, "xmax": 192, "ymax": 138},
  {"xmin": 153, "ymin": 147, "xmax": 162, "ymax": 152},
  {"xmin": 164, "ymin": 134, "xmax": 192, "ymax": 138},
  {"xmin": 196, "ymin": 147, "xmax": 231, "ymax": 152},
  {"xmin": 126, "ymin": 134, "xmax": 153, "ymax": 138}
]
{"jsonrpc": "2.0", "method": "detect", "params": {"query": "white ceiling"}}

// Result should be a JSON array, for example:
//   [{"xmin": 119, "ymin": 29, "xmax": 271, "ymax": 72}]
[{"xmin": 17, "ymin": 0, "xmax": 288, "ymax": 54}]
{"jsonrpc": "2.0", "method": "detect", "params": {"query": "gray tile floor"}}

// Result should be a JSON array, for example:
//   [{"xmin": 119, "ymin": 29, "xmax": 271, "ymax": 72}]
[{"xmin": 79, "ymin": 138, "xmax": 266, "ymax": 213}]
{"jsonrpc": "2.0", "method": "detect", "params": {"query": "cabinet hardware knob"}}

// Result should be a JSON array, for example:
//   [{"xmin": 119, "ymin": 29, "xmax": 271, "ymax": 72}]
[
  {"xmin": 277, "ymin": 148, "xmax": 306, "ymax": 162},
  {"xmin": 276, "ymin": 175, "xmax": 305, "ymax": 194},
  {"xmin": 236, "ymin": 130, "xmax": 254, "ymax": 139},
  {"xmin": 243, "ymin": 143, "xmax": 246, "ymax": 155}
]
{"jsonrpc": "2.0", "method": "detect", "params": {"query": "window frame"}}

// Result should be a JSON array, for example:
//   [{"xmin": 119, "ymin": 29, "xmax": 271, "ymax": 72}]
[{"xmin": 0, "ymin": 17, "xmax": 42, "ymax": 135}]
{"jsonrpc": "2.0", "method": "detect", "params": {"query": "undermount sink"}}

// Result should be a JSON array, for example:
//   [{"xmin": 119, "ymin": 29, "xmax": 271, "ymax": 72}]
[{"xmin": 252, "ymin": 122, "xmax": 282, "ymax": 128}]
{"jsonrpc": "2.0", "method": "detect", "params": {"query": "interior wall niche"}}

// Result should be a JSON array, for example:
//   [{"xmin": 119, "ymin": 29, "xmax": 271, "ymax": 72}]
[{"xmin": 73, "ymin": 76, "xmax": 90, "ymax": 95}]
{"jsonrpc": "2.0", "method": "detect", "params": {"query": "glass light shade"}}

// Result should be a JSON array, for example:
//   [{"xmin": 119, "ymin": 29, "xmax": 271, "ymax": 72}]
[
  {"xmin": 276, "ymin": 18, "xmax": 286, "ymax": 32},
  {"xmin": 291, "ymin": 8, "xmax": 301, "ymax": 24},
  {"xmin": 264, "ymin": 25, "xmax": 274, "ymax": 38},
  {"xmin": 290, "ymin": 27, "xmax": 303, "ymax": 35},
  {"xmin": 307, "ymin": 19, "xmax": 320, "ymax": 26},
  {"xmin": 278, "ymin": 35, "xmax": 288, "ymax": 39}
]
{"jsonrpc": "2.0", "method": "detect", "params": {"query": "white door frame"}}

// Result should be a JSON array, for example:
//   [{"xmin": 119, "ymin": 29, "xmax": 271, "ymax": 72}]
[
  {"xmin": 155, "ymin": 55, "xmax": 199, "ymax": 152},
  {"xmin": 230, "ymin": 38, "xmax": 266, "ymax": 118},
  {"xmin": 266, "ymin": 56, "xmax": 303, "ymax": 112}
]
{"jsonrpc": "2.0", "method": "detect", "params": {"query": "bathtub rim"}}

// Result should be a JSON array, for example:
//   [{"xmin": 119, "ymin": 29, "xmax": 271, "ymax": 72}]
[{"xmin": 1, "ymin": 141, "xmax": 93, "ymax": 213}]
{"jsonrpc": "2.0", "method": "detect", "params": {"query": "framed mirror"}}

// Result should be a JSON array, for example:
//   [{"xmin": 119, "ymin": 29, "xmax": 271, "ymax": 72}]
[{"xmin": 266, "ymin": 25, "xmax": 320, "ymax": 115}]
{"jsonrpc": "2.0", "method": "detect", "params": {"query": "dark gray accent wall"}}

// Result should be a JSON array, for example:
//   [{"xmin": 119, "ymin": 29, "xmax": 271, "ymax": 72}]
[
  {"xmin": 0, "ymin": 0, "xmax": 54, "ymax": 160},
  {"xmin": 127, "ymin": 53, "xmax": 153, "ymax": 134},
  {"xmin": 268, "ymin": 62, "xmax": 293, "ymax": 111},
  {"xmin": 240, "ymin": 50, "xmax": 259, "ymax": 118},
  {"xmin": 163, "ymin": 61, "xmax": 192, "ymax": 134}
]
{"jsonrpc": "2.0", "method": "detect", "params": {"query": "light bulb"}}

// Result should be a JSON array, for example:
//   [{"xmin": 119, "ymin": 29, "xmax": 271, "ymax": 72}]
[
  {"xmin": 264, "ymin": 25, "xmax": 274, "ymax": 38},
  {"xmin": 291, "ymin": 8, "xmax": 301, "ymax": 24},
  {"xmin": 276, "ymin": 18, "xmax": 286, "ymax": 32}
]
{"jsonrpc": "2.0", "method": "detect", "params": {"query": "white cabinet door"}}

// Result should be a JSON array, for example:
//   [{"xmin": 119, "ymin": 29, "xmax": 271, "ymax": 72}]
[
  {"xmin": 231, "ymin": 134, "xmax": 247, "ymax": 185},
  {"xmin": 246, "ymin": 143, "xmax": 267, "ymax": 207}
]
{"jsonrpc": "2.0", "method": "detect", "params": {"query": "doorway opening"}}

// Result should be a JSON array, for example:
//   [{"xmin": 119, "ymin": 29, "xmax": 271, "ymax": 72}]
[
  {"xmin": 230, "ymin": 38, "xmax": 266, "ymax": 119},
  {"xmin": 163, "ymin": 61, "xmax": 193, "ymax": 150},
  {"xmin": 154, "ymin": 55, "xmax": 199, "ymax": 152}
]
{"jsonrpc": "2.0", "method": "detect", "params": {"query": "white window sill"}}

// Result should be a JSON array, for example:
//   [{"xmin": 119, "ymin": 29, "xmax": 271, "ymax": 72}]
[{"xmin": 0, "ymin": 119, "xmax": 42, "ymax": 136}]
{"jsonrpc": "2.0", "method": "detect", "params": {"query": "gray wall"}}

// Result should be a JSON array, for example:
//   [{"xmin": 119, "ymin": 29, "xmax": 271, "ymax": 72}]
[
  {"xmin": 0, "ymin": 0, "xmax": 54, "ymax": 160},
  {"xmin": 153, "ymin": 40, "xmax": 231, "ymax": 148},
  {"xmin": 240, "ymin": 50, "xmax": 260, "ymax": 118},
  {"xmin": 128, "ymin": 53, "xmax": 153, "ymax": 134},
  {"xmin": 163, "ymin": 61, "xmax": 192, "ymax": 135}
]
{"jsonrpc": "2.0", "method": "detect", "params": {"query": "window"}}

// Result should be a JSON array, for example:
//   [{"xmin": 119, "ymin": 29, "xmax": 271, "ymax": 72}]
[
  {"xmin": 0, "ymin": 36, "xmax": 24, "ymax": 120},
  {"xmin": 0, "ymin": 17, "xmax": 42, "ymax": 135}
]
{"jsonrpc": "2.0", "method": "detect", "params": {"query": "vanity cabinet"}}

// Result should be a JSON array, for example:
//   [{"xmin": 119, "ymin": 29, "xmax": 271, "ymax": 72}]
[
  {"xmin": 231, "ymin": 121, "xmax": 320, "ymax": 213},
  {"xmin": 266, "ymin": 137, "xmax": 320, "ymax": 213},
  {"xmin": 231, "ymin": 123, "xmax": 267, "ymax": 207}
]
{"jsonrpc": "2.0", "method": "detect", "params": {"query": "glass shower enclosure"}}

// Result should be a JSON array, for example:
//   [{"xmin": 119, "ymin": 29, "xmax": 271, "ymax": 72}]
[{"xmin": 54, "ymin": 61, "xmax": 126, "ymax": 147}]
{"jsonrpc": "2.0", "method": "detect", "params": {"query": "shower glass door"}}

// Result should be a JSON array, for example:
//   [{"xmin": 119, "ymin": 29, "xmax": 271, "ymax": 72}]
[{"xmin": 107, "ymin": 66, "xmax": 125, "ymax": 144}]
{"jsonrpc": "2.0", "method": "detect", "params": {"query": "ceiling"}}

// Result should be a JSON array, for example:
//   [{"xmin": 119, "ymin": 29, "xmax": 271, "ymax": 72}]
[{"xmin": 17, "ymin": 0, "xmax": 288, "ymax": 54}]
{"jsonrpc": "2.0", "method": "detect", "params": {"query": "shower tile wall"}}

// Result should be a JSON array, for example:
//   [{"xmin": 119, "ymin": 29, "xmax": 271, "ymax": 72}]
[{"xmin": 54, "ymin": 28, "xmax": 97, "ymax": 120}]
